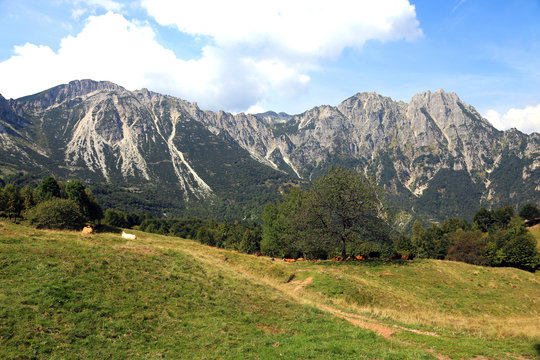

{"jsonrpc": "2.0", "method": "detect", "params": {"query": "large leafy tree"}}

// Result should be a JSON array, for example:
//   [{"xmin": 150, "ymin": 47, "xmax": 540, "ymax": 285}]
[
  {"xmin": 265, "ymin": 167, "xmax": 391, "ymax": 258},
  {"xmin": 306, "ymin": 167, "xmax": 390, "ymax": 257}
]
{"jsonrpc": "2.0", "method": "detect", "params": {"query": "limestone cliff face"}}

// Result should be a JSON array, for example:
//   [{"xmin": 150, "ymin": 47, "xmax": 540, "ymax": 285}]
[{"xmin": 1, "ymin": 79, "xmax": 538, "ymax": 220}]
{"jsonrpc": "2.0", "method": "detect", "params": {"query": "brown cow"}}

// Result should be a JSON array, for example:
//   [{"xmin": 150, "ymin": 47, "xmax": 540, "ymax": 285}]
[
  {"xmin": 355, "ymin": 255, "xmax": 365, "ymax": 260},
  {"xmin": 81, "ymin": 226, "xmax": 94, "ymax": 235},
  {"xmin": 297, "ymin": 258, "xmax": 306, "ymax": 261},
  {"xmin": 283, "ymin": 258, "xmax": 296, "ymax": 263},
  {"xmin": 255, "ymin": 251, "xmax": 262, "ymax": 257}
]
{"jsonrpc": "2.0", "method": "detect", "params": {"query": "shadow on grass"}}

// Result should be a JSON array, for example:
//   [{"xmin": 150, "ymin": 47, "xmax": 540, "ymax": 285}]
[
  {"xmin": 93, "ymin": 224, "xmax": 122, "ymax": 234},
  {"xmin": 534, "ymin": 343, "xmax": 540, "ymax": 356}
]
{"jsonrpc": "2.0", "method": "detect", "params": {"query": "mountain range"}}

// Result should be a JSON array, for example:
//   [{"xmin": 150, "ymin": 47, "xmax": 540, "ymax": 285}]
[{"xmin": 1, "ymin": 79, "xmax": 538, "ymax": 224}]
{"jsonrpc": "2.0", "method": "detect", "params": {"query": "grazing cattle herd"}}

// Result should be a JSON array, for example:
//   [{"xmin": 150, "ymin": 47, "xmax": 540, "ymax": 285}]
[{"xmin": 281, "ymin": 253, "xmax": 414, "ymax": 262}]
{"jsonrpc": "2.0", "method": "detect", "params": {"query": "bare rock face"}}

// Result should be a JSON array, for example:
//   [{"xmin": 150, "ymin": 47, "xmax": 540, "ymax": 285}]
[{"xmin": 1, "ymin": 79, "xmax": 538, "ymax": 221}]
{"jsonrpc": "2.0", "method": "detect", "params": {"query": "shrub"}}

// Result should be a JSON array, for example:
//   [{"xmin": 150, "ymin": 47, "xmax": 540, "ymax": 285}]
[
  {"xmin": 446, "ymin": 230, "xmax": 490, "ymax": 265},
  {"xmin": 103, "ymin": 209, "xmax": 129, "ymax": 228},
  {"xmin": 501, "ymin": 233, "xmax": 540, "ymax": 271},
  {"xmin": 24, "ymin": 198, "xmax": 85, "ymax": 230},
  {"xmin": 519, "ymin": 203, "xmax": 540, "ymax": 221}
]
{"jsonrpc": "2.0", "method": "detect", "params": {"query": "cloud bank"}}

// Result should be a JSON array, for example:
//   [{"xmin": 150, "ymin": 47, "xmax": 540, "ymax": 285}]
[
  {"xmin": 141, "ymin": 0, "xmax": 422, "ymax": 58},
  {"xmin": 0, "ymin": 1, "xmax": 422, "ymax": 112},
  {"xmin": 485, "ymin": 105, "xmax": 540, "ymax": 134}
]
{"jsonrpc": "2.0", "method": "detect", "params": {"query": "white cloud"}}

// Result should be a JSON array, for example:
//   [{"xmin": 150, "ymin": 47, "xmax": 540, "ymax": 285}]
[
  {"xmin": 0, "ymin": 1, "xmax": 422, "ymax": 112},
  {"xmin": 246, "ymin": 104, "xmax": 266, "ymax": 114},
  {"xmin": 484, "ymin": 105, "xmax": 540, "ymax": 134},
  {"xmin": 140, "ymin": 0, "xmax": 422, "ymax": 58}
]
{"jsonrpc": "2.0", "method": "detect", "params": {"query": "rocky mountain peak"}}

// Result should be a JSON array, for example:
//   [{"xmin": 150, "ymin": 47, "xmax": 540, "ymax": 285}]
[
  {"xmin": 254, "ymin": 111, "xmax": 292, "ymax": 124},
  {"xmin": 14, "ymin": 79, "xmax": 125, "ymax": 111}
]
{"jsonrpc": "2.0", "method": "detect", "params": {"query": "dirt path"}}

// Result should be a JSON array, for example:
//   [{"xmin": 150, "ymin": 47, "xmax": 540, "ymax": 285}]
[{"xmin": 293, "ymin": 276, "xmax": 313, "ymax": 292}]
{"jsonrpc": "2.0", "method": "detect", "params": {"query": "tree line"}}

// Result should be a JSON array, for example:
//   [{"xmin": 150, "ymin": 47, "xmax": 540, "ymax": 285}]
[
  {"xmin": 401, "ymin": 204, "xmax": 540, "ymax": 271},
  {"xmin": 2, "ymin": 170, "xmax": 538, "ymax": 271}
]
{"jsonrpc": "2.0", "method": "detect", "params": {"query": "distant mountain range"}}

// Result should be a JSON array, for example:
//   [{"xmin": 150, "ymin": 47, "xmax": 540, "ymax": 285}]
[{"xmin": 1, "ymin": 80, "xmax": 538, "ymax": 223}]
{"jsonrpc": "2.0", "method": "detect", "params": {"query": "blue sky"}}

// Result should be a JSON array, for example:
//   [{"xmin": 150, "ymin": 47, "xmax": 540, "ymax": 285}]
[{"xmin": 0, "ymin": 0, "xmax": 539, "ymax": 133}]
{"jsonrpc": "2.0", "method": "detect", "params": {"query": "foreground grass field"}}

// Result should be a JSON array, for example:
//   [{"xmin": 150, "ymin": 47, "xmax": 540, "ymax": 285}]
[{"xmin": 0, "ymin": 221, "xmax": 539, "ymax": 359}]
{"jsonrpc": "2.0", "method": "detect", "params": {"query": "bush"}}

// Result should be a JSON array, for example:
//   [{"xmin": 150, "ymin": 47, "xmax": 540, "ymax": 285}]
[
  {"xmin": 501, "ymin": 233, "xmax": 540, "ymax": 271},
  {"xmin": 24, "ymin": 199, "xmax": 86, "ymax": 230},
  {"xmin": 446, "ymin": 230, "xmax": 490, "ymax": 265},
  {"xmin": 519, "ymin": 203, "xmax": 540, "ymax": 221},
  {"xmin": 103, "ymin": 209, "xmax": 129, "ymax": 228}
]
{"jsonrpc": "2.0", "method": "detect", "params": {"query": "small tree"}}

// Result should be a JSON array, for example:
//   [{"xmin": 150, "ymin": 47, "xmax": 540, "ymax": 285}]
[
  {"xmin": 238, "ymin": 229, "xmax": 260, "ymax": 254},
  {"xmin": 492, "ymin": 205, "xmax": 514, "ymax": 230},
  {"xmin": 36, "ymin": 176, "xmax": 61, "ymax": 202},
  {"xmin": 260, "ymin": 190, "xmax": 306, "ymax": 258},
  {"xmin": 2, "ymin": 184, "xmax": 23, "ymax": 218},
  {"xmin": 103, "ymin": 209, "xmax": 128, "ymax": 228},
  {"xmin": 473, "ymin": 207, "xmax": 493, "ymax": 232},
  {"xmin": 20, "ymin": 185, "xmax": 35, "ymax": 211}
]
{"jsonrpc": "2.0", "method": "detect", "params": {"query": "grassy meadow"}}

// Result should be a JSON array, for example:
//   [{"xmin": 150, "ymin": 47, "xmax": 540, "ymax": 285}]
[
  {"xmin": 532, "ymin": 224, "xmax": 540, "ymax": 250},
  {"xmin": 0, "ymin": 220, "xmax": 539, "ymax": 359}
]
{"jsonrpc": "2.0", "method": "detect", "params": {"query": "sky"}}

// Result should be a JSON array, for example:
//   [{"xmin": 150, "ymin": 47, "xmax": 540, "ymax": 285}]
[{"xmin": 0, "ymin": 0, "xmax": 539, "ymax": 134}]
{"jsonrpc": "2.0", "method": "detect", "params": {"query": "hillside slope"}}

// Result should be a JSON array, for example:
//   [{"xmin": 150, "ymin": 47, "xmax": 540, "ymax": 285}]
[{"xmin": 1, "ymin": 221, "xmax": 538, "ymax": 359}]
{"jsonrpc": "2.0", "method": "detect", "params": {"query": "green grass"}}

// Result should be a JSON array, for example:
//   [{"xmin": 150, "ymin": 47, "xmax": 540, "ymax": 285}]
[
  {"xmin": 530, "ymin": 224, "xmax": 540, "ymax": 250},
  {"xmin": 1, "ymin": 221, "xmax": 539, "ymax": 359}
]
